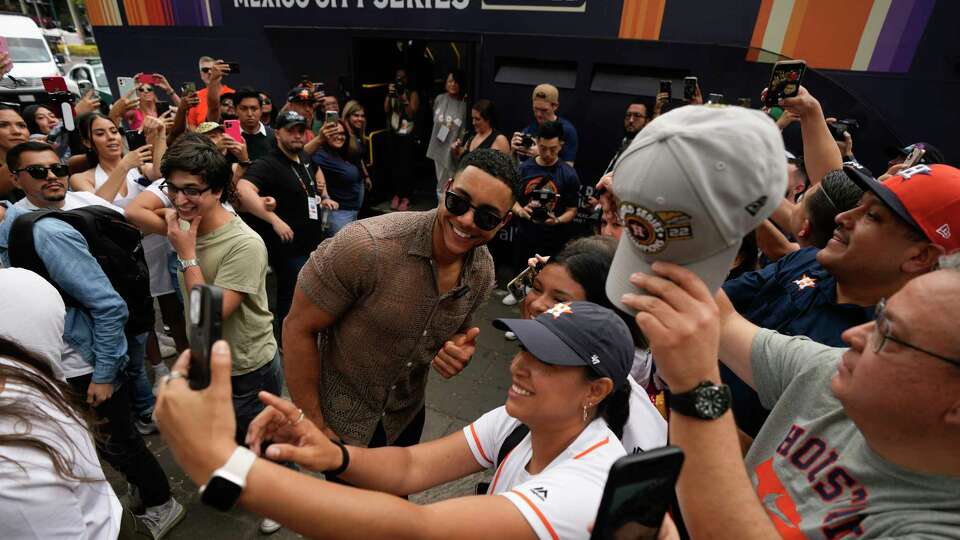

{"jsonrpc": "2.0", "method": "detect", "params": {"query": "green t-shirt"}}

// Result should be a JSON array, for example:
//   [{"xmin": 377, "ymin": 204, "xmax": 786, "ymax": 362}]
[
  {"xmin": 745, "ymin": 329, "xmax": 960, "ymax": 539},
  {"xmin": 181, "ymin": 216, "xmax": 276, "ymax": 375}
]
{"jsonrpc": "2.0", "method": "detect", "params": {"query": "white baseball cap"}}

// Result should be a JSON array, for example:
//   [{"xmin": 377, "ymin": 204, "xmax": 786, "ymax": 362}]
[{"xmin": 606, "ymin": 104, "xmax": 787, "ymax": 313}]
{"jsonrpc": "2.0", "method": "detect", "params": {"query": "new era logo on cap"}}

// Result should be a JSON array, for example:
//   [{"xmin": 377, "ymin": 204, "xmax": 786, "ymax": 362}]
[{"xmin": 937, "ymin": 224, "xmax": 951, "ymax": 239}]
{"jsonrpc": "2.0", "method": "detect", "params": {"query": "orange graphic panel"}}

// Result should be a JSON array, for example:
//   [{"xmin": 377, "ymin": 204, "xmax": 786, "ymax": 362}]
[{"xmin": 619, "ymin": 0, "xmax": 667, "ymax": 40}]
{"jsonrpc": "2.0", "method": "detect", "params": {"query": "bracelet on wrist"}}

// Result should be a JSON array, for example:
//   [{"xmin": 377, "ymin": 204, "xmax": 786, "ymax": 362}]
[{"xmin": 325, "ymin": 439, "xmax": 350, "ymax": 477}]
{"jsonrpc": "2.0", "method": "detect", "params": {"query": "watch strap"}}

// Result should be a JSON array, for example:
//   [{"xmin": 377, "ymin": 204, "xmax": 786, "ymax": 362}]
[
  {"xmin": 200, "ymin": 446, "xmax": 256, "ymax": 495},
  {"xmin": 667, "ymin": 381, "xmax": 732, "ymax": 420},
  {"xmin": 178, "ymin": 258, "xmax": 199, "ymax": 271}
]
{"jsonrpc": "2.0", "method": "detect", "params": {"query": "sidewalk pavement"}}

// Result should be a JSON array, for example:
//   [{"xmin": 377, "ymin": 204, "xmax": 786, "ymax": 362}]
[{"xmin": 110, "ymin": 293, "xmax": 521, "ymax": 539}]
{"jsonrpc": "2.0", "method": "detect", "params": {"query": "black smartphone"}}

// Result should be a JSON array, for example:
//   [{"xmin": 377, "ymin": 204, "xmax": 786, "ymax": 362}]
[
  {"xmin": 659, "ymin": 80, "xmax": 672, "ymax": 97},
  {"xmin": 124, "ymin": 130, "xmax": 147, "ymax": 151},
  {"xmin": 521, "ymin": 133, "xmax": 535, "ymax": 148},
  {"xmin": 226, "ymin": 62, "xmax": 241, "ymax": 74},
  {"xmin": 683, "ymin": 76, "xmax": 697, "ymax": 101},
  {"xmin": 763, "ymin": 59, "xmax": 806, "ymax": 107},
  {"xmin": 188, "ymin": 284, "xmax": 223, "ymax": 390},
  {"xmin": 590, "ymin": 446, "xmax": 685, "ymax": 540},
  {"xmin": 506, "ymin": 259, "xmax": 545, "ymax": 300}
]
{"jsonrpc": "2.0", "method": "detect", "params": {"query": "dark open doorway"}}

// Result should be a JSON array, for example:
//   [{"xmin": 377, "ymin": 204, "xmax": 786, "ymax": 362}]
[{"xmin": 351, "ymin": 37, "xmax": 478, "ymax": 210}]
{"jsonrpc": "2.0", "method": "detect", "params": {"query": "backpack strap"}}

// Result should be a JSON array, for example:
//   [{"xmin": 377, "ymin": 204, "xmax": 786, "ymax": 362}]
[{"xmin": 475, "ymin": 423, "xmax": 530, "ymax": 495}]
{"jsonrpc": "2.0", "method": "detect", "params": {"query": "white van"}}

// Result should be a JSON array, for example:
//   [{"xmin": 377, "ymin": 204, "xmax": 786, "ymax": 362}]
[{"xmin": 0, "ymin": 13, "xmax": 80, "ymax": 104}]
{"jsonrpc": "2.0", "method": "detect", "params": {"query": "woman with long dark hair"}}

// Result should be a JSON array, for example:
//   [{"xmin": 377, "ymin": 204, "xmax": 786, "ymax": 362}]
[
  {"xmin": 0, "ymin": 268, "xmax": 123, "ymax": 538},
  {"xmin": 311, "ymin": 120, "xmax": 363, "ymax": 236}
]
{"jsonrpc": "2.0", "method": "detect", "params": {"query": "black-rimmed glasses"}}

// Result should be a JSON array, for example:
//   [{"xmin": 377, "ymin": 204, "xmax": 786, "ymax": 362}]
[
  {"xmin": 873, "ymin": 298, "xmax": 960, "ymax": 369},
  {"xmin": 160, "ymin": 182, "xmax": 213, "ymax": 199},
  {"xmin": 14, "ymin": 164, "xmax": 69, "ymax": 179},
  {"xmin": 444, "ymin": 190, "xmax": 506, "ymax": 231}
]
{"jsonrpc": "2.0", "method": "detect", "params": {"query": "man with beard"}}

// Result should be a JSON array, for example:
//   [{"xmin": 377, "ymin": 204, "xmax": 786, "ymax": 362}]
[
  {"xmin": 604, "ymin": 98, "xmax": 650, "ymax": 174},
  {"xmin": 283, "ymin": 149, "xmax": 517, "ymax": 450},
  {"xmin": 237, "ymin": 111, "xmax": 326, "ymax": 328}
]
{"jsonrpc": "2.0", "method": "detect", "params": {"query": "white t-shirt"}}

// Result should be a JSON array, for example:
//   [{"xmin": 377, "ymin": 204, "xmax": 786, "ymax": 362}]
[
  {"xmin": 93, "ymin": 164, "xmax": 146, "ymax": 209},
  {"xmin": 464, "ymin": 406, "xmax": 626, "ymax": 540},
  {"xmin": 0, "ymin": 268, "xmax": 66, "ymax": 380},
  {"xmin": 14, "ymin": 190, "xmax": 123, "ymax": 213},
  {"xmin": 620, "ymin": 375, "xmax": 668, "ymax": 455},
  {"xmin": 0, "ymin": 357, "xmax": 122, "ymax": 539}
]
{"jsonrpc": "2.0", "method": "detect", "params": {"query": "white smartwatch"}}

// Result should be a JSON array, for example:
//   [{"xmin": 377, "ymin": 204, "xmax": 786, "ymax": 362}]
[{"xmin": 199, "ymin": 446, "xmax": 256, "ymax": 511}]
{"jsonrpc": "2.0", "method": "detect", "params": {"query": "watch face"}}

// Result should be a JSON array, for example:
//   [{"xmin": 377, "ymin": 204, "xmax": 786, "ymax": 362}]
[
  {"xmin": 694, "ymin": 385, "xmax": 731, "ymax": 419},
  {"xmin": 201, "ymin": 476, "xmax": 243, "ymax": 511}
]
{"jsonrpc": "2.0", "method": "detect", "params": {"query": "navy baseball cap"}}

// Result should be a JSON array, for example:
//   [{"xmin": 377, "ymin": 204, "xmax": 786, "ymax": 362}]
[
  {"xmin": 287, "ymin": 85, "xmax": 313, "ymax": 103},
  {"xmin": 275, "ymin": 110, "xmax": 307, "ymax": 130},
  {"xmin": 493, "ymin": 301, "xmax": 634, "ymax": 390}
]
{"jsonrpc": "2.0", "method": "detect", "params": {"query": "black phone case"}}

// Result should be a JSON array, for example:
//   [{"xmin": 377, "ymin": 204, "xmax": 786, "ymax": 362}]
[
  {"xmin": 590, "ymin": 446, "xmax": 685, "ymax": 540},
  {"xmin": 188, "ymin": 285, "xmax": 223, "ymax": 389},
  {"xmin": 764, "ymin": 60, "xmax": 806, "ymax": 107}
]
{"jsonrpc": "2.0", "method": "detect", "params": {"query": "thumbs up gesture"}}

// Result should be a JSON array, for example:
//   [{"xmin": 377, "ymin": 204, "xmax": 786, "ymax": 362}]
[{"xmin": 432, "ymin": 327, "xmax": 480, "ymax": 379}]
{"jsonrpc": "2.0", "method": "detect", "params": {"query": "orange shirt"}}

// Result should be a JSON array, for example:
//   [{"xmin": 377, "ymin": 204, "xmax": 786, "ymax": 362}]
[{"xmin": 187, "ymin": 85, "xmax": 235, "ymax": 128}]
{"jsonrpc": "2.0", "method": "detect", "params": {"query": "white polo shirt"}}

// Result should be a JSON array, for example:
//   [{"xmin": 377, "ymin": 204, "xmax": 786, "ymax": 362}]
[{"xmin": 464, "ymin": 406, "xmax": 626, "ymax": 540}]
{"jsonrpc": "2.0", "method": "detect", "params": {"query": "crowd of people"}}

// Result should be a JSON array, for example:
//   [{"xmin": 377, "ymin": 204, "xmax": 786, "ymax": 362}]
[{"xmin": 0, "ymin": 45, "xmax": 959, "ymax": 540}]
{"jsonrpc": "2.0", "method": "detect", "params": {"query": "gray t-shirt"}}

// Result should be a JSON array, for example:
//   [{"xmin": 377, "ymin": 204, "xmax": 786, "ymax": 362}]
[{"xmin": 745, "ymin": 329, "xmax": 960, "ymax": 539}]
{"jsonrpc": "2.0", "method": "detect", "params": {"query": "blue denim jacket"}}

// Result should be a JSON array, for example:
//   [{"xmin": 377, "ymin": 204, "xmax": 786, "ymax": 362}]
[{"xmin": 0, "ymin": 203, "xmax": 129, "ymax": 383}]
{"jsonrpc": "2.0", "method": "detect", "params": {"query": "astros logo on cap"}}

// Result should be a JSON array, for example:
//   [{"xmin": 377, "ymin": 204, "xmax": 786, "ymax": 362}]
[{"xmin": 546, "ymin": 302, "xmax": 573, "ymax": 319}]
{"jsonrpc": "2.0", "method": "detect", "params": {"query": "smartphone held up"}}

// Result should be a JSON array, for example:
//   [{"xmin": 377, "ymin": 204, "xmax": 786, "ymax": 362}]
[
  {"xmin": 763, "ymin": 59, "xmax": 806, "ymax": 107},
  {"xmin": 188, "ymin": 284, "xmax": 223, "ymax": 390}
]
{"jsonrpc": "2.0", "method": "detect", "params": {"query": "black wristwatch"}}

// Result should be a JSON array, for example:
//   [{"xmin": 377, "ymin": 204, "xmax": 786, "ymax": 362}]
[{"xmin": 667, "ymin": 381, "xmax": 732, "ymax": 420}]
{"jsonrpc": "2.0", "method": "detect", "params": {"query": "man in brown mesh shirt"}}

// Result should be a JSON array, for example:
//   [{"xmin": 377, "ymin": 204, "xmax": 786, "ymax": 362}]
[{"xmin": 283, "ymin": 149, "xmax": 517, "ymax": 448}]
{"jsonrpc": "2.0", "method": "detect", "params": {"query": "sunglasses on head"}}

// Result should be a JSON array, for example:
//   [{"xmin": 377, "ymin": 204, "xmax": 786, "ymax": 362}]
[
  {"xmin": 444, "ymin": 190, "xmax": 505, "ymax": 231},
  {"xmin": 15, "ymin": 164, "xmax": 70, "ymax": 179}
]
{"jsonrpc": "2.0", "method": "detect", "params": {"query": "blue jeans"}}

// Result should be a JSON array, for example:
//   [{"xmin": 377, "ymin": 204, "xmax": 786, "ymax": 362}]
[
  {"xmin": 326, "ymin": 209, "xmax": 359, "ymax": 238},
  {"xmin": 232, "ymin": 351, "xmax": 284, "ymax": 446},
  {"xmin": 125, "ymin": 332, "xmax": 154, "ymax": 419}
]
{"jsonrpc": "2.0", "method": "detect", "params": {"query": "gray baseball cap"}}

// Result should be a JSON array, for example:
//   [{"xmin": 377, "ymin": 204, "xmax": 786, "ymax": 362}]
[{"xmin": 606, "ymin": 105, "xmax": 787, "ymax": 313}]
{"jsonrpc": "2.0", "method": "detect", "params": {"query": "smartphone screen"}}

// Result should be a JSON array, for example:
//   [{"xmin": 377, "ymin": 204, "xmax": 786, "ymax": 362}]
[
  {"xmin": 223, "ymin": 119, "xmax": 242, "ymax": 143},
  {"xmin": 590, "ymin": 447, "xmax": 685, "ymax": 540},
  {"xmin": 188, "ymin": 285, "xmax": 223, "ymax": 390},
  {"xmin": 507, "ymin": 262, "xmax": 542, "ymax": 300},
  {"xmin": 325, "ymin": 110, "xmax": 339, "ymax": 125},
  {"xmin": 42, "ymin": 76, "xmax": 69, "ymax": 93},
  {"xmin": 764, "ymin": 60, "xmax": 806, "ymax": 107},
  {"xmin": 181, "ymin": 81, "xmax": 197, "ymax": 95},
  {"xmin": 683, "ymin": 77, "xmax": 697, "ymax": 101},
  {"xmin": 117, "ymin": 76, "xmax": 136, "ymax": 98},
  {"xmin": 902, "ymin": 146, "xmax": 925, "ymax": 168},
  {"xmin": 659, "ymin": 80, "xmax": 672, "ymax": 97}
]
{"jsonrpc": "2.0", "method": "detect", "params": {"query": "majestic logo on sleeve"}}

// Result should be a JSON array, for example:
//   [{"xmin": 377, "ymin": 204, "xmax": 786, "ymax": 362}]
[
  {"xmin": 530, "ymin": 486, "xmax": 549, "ymax": 501},
  {"xmin": 619, "ymin": 203, "xmax": 692, "ymax": 254}
]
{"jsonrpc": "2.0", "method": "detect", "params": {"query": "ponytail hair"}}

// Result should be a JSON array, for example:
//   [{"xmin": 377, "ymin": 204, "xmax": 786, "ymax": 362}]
[{"xmin": 585, "ymin": 369, "xmax": 631, "ymax": 440}]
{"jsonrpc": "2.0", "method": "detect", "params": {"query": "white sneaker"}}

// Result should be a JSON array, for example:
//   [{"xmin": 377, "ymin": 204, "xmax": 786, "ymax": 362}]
[
  {"xmin": 502, "ymin": 293, "xmax": 518, "ymax": 306},
  {"xmin": 504, "ymin": 331, "xmax": 517, "ymax": 341},
  {"xmin": 135, "ymin": 414, "xmax": 159, "ymax": 435},
  {"xmin": 260, "ymin": 517, "xmax": 282, "ymax": 534},
  {"xmin": 158, "ymin": 342, "xmax": 178, "ymax": 358},
  {"xmin": 140, "ymin": 498, "xmax": 185, "ymax": 540}
]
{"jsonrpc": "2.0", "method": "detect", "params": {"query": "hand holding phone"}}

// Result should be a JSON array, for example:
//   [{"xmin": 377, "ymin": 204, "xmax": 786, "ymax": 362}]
[
  {"xmin": 188, "ymin": 285, "xmax": 223, "ymax": 390},
  {"xmin": 223, "ymin": 119, "xmax": 242, "ymax": 143},
  {"xmin": 117, "ymin": 76, "xmax": 136, "ymax": 99},
  {"xmin": 763, "ymin": 59, "xmax": 806, "ymax": 107},
  {"xmin": 590, "ymin": 447, "xmax": 685, "ymax": 540}
]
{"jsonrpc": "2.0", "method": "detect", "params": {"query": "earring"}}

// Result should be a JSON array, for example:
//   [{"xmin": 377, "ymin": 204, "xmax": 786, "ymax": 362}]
[{"xmin": 582, "ymin": 403, "xmax": 592, "ymax": 422}]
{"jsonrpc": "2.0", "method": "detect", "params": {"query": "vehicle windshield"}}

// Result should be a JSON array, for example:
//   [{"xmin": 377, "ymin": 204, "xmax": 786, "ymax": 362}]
[{"xmin": 4, "ymin": 37, "xmax": 52, "ymax": 63}]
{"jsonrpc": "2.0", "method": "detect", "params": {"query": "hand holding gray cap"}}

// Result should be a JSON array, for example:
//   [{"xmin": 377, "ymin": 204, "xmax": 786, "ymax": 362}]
[{"xmin": 606, "ymin": 104, "xmax": 787, "ymax": 313}]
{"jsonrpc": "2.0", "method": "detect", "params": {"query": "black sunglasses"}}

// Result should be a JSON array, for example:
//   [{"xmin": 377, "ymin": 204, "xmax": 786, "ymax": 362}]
[
  {"xmin": 200, "ymin": 67, "xmax": 211, "ymax": 74},
  {"xmin": 160, "ymin": 181, "xmax": 213, "ymax": 198},
  {"xmin": 15, "ymin": 164, "xmax": 70, "ymax": 179},
  {"xmin": 444, "ymin": 190, "xmax": 505, "ymax": 231}
]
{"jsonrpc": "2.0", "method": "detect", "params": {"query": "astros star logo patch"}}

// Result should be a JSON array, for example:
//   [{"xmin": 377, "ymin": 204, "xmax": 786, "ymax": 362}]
[
  {"xmin": 546, "ymin": 302, "xmax": 573, "ymax": 319},
  {"xmin": 794, "ymin": 274, "xmax": 817, "ymax": 290}
]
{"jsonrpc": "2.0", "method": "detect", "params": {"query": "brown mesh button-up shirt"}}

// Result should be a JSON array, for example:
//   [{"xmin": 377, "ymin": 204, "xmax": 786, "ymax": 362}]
[{"xmin": 297, "ymin": 209, "xmax": 494, "ymax": 445}]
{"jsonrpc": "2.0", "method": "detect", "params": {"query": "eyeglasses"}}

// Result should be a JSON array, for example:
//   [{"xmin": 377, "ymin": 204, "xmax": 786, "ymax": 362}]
[
  {"xmin": 873, "ymin": 298, "xmax": 960, "ymax": 369},
  {"xmin": 137, "ymin": 86, "xmax": 153, "ymax": 93},
  {"xmin": 444, "ymin": 190, "xmax": 506, "ymax": 231},
  {"xmin": 160, "ymin": 181, "xmax": 213, "ymax": 198},
  {"xmin": 14, "ymin": 164, "xmax": 69, "ymax": 179}
]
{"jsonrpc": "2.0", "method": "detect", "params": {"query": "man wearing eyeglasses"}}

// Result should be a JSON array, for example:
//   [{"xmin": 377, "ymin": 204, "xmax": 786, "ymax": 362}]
[
  {"xmin": 604, "ymin": 98, "xmax": 649, "ymax": 175},
  {"xmin": 283, "ymin": 148, "xmax": 517, "ymax": 450},
  {"xmin": 622, "ymin": 250, "xmax": 960, "ymax": 539}
]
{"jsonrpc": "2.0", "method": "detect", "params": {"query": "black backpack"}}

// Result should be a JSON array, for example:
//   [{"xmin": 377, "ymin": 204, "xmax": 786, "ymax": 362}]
[{"xmin": 9, "ymin": 205, "xmax": 155, "ymax": 336}]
